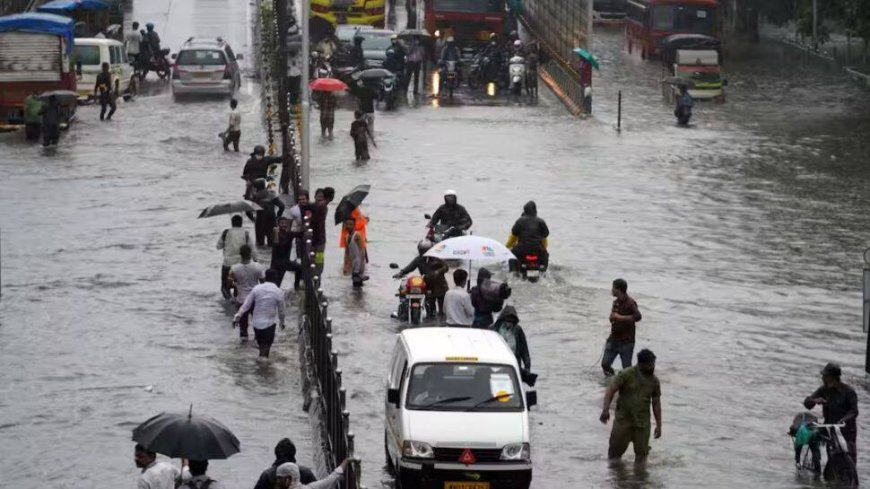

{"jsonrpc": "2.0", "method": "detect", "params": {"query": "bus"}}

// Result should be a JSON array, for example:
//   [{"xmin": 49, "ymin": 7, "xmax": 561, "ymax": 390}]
[
  {"xmin": 424, "ymin": 0, "xmax": 506, "ymax": 47},
  {"xmin": 594, "ymin": 0, "xmax": 627, "ymax": 25},
  {"xmin": 625, "ymin": 0, "xmax": 718, "ymax": 59},
  {"xmin": 311, "ymin": 0, "xmax": 385, "ymax": 28}
]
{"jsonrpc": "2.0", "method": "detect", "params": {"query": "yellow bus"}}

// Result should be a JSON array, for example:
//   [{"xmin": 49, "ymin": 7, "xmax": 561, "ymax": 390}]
[{"xmin": 311, "ymin": 0, "xmax": 385, "ymax": 27}]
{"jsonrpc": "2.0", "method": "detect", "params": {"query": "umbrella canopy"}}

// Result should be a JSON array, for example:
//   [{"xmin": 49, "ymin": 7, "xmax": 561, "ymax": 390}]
[
  {"xmin": 334, "ymin": 184, "xmax": 370, "ymax": 225},
  {"xmin": 662, "ymin": 76, "xmax": 696, "ymax": 89},
  {"xmin": 198, "ymin": 200, "xmax": 262, "ymax": 218},
  {"xmin": 38, "ymin": 0, "xmax": 110, "ymax": 13},
  {"xmin": 132, "ymin": 408, "xmax": 240, "ymax": 460},
  {"xmin": 424, "ymin": 236, "xmax": 515, "ymax": 262},
  {"xmin": 353, "ymin": 68, "xmax": 395, "ymax": 80},
  {"xmin": 398, "ymin": 29, "xmax": 430, "ymax": 39},
  {"xmin": 572, "ymin": 48, "xmax": 600, "ymax": 70},
  {"xmin": 310, "ymin": 77, "xmax": 348, "ymax": 92}
]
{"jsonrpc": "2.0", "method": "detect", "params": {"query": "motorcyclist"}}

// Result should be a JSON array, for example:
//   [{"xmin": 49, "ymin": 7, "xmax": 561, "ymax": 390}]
[
  {"xmin": 439, "ymin": 36, "xmax": 461, "ymax": 64},
  {"xmin": 428, "ymin": 190, "xmax": 472, "ymax": 237},
  {"xmin": 482, "ymin": 34, "xmax": 504, "ymax": 82},
  {"xmin": 510, "ymin": 39, "xmax": 523, "ymax": 57},
  {"xmin": 675, "ymin": 85, "xmax": 694, "ymax": 123},
  {"xmin": 506, "ymin": 201, "xmax": 549, "ymax": 270},
  {"xmin": 144, "ymin": 22, "xmax": 161, "ymax": 54},
  {"xmin": 351, "ymin": 35, "xmax": 365, "ymax": 69},
  {"xmin": 392, "ymin": 240, "xmax": 449, "ymax": 318},
  {"xmin": 384, "ymin": 35, "xmax": 407, "ymax": 89}
]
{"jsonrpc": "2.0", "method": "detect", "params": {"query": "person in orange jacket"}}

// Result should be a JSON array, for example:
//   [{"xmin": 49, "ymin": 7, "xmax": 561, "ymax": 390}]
[{"xmin": 339, "ymin": 207, "xmax": 369, "ymax": 255}]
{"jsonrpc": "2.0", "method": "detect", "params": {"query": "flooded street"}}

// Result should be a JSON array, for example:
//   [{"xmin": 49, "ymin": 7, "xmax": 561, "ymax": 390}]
[{"xmin": 1, "ymin": 4, "xmax": 869, "ymax": 489}]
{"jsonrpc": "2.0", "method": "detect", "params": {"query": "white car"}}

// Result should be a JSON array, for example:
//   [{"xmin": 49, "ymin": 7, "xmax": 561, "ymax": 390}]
[
  {"xmin": 170, "ymin": 37, "xmax": 242, "ymax": 98},
  {"xmin": 72, "ymin": 38, "xmax": 136, "ymax": 101},
  {"xmin": 385, "ymin": 327, "xmax": 535, "ymax": 489}
]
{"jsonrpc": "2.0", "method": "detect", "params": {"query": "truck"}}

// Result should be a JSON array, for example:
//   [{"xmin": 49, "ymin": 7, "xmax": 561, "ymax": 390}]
[
  {"xmin": 660, "ymin": 34, "xmax": 725, "ymax": 103},
  {"xmin": 0, "ymin": 13, "xmax": 77, "ymax": 129},
  {"xmin": 311, "ymin": 0, "xmax": 386, "ymax": 28}
]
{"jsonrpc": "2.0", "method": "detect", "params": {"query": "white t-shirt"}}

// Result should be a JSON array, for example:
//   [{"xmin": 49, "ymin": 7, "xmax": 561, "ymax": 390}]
[
  {"xmin": 228, "ymin": 109, "xmax": 241, "ymax": 131},
  {"xmin": 125, "ymin": 30, "xmax": 141, "ymax": 54},
  {"xmin": 230, "ymin": 261, "xmax": 265, "ymax": 303},
  {"xmin": 444, "ymin": 286, "xmax": 474, "ymax": 326}
]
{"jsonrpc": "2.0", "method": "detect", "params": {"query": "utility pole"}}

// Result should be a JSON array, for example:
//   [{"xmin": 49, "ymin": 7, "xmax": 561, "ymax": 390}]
[
  {"xmin": 300, "ymin": 0, "xmax": 311, "ymax": 190},
  {"xmin": 864, "ymin": 248, "xmax": 870, "ymax": 374},
  {"xmin": 812, "ymin": 0, "xmax": 818, "ymax": 49}
]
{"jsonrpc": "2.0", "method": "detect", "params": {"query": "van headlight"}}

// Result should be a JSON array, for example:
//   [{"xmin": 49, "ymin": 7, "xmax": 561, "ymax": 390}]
[
  {"xmin": 500, "ymin": 443, "xmax": 530, "ymax": 461},
  {"xmin": 402, "ymin": 440, "xmax": 434, "ymax": 459}
]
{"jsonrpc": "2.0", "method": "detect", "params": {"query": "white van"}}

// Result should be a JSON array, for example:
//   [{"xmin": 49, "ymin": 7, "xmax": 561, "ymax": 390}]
[
  {"xmin": 385, "ymin": 328, "xmax": 535, "ymax": 489},
  {"xmin": 72, "ymin": 38, "xmax": 136, "ymax": 101}
]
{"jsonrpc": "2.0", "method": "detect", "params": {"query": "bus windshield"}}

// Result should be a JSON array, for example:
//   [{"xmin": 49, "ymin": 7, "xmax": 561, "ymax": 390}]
[
  {"xmin": 432, "ymin": 0, "xmax": 504, "ymax": 13},
  {"xmin": 652, "ymin": 4, "xmax": 715, "ymax": 34}
]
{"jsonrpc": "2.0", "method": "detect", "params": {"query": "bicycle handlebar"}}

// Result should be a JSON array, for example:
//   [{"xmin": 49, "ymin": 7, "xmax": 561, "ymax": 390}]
[{"xmin": 811, "ymin": 422, "xmax": 846, "ymax": 428}]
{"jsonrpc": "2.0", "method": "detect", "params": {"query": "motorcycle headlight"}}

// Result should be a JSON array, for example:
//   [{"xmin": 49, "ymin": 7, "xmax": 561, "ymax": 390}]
[
  {"xmin": 402, "ymin": 440, "xmax": 434, "ymax": 459},
  {"xmin": 500, "ymin": 443, "xmax": 530, "ymax": 461}
]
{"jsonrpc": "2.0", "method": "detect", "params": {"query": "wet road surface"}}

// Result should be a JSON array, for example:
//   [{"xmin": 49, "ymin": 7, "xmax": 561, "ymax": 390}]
[{"xmin": 1, "ymin": 6, "xmax": 870, "ymax": 489}]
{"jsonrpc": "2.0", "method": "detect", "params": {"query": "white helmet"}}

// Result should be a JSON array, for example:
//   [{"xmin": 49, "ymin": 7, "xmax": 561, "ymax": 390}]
[
  {"xmin": 444, "ymin": 189, "xmax": 457, "ymax": 197},
  {"xmin": 513, "ymin": 40, "xmax": 522, "ymax": 47},
  {"xmin": 446, "ymin": 36, "xmax": 455, "ymax": 43}
]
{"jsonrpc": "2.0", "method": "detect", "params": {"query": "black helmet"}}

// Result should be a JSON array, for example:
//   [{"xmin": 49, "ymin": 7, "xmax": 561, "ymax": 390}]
[
  {"xmin": 417, "ymin": 239, "xmax": 433, "ymax": 255},
  {"xmin": 253, "ymin": 145, "xmax": 266, "ymax": 156},
  {"xmin": 820, "ymin": 363, "xmax": 842, "ymax": 378}
]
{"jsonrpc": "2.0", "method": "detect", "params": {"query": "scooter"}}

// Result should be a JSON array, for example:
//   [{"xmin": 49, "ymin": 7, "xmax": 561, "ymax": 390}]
[
  {"xmin": 389, "ymin": 264, "xmax": 428, "ymax": 325},
  {"xmin": 381, "ymin": 75, "xmax": 399, "ymax": 110},
  {"xmin": 141, "ymin": 49, "xmax": 171, "ymax": 81},
  {"xmin": 508, "ymin": 55, "xmax": 526, "ymax": 98},
  {"xmin": 517, "ymin": 253, "xmax": 545, "ymax": 283},
  {"xmin": 442, "ymin": 60, "xmax": 459, "ymax": 98}
]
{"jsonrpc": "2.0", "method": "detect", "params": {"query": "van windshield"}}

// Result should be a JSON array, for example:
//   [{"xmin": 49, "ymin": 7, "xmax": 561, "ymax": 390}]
[{"xmin": 406, "ymin": 363, "xmax": 523, "ymax": 411}]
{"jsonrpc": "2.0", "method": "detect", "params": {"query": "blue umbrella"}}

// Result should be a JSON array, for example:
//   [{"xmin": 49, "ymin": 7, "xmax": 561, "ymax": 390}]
[
  {"xmin": 38, "ymin": 0, "xmax": 110, "ymax": 14},
  {"xmin": 572, "ymin": 48, "xmax": 600, "ymax": 70}
]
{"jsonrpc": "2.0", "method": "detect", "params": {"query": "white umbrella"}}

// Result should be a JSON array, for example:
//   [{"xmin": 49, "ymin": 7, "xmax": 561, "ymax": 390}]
[{"xmin": 423, "ymin": 236, "xmax": 515, "ymax": 262}]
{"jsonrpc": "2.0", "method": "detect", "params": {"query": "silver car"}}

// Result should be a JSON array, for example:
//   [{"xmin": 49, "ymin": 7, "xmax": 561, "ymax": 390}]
[{"xmin": 171, "ymin": 37, "xmax": 242, "ymax": 98}]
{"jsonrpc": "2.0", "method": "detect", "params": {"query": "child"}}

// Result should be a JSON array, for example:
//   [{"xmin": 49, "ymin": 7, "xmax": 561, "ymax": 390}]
[
  {"xmin": 350, "ymin": 110, "xmax": 374, "ymax": 161},
  {"xmin": 342, "ymin": 217, "xmax": 367, "ymax": 287}
]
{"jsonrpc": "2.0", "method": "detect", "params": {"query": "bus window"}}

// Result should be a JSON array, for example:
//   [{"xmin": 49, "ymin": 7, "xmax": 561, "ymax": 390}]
[{"xmin": 652, "ymin": 4, "xmax": 715, "ymax": 34}]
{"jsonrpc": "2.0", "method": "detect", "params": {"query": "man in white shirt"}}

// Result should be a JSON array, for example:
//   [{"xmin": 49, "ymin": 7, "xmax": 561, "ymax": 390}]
[
  {"xmin": 229, "ymin": 245, "xmax": 265, "ymax": 341},
  {"xmin": 125, "ymin": 22, "xmax": 141, "ymax": 66},
  {"xmin": 234, "ymin": 269, "xmax": 286, "ymax": 358},
  {"xmin": 134, "ymin": 444, "xmax": 188, "ymax": 489},
  {"xmin": 217, "ymin": 215, "xmax": 254, "ymax": 299},
  {"xmin": 443, "ymin": 269, "xmax": 474, "ymax": 327},
  {"xmin": 222, "ymin": 98, "xmax": 241, "ymax": 152}
]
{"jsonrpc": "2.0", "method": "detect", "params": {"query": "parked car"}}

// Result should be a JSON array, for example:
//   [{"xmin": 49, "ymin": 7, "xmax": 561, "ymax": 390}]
[
  {"xmin": 170, "ymin": 37, "xmax": 242, "ymax": 99},
  {"xmin": 72, "ymin": 38, "xmax": 136, "ymax": 101},
  {"xmin": 335, "ymin": 24, "xmax": 374, "ymax": 46},
  {"xmin": 359, "ymin": 28, "xmax": 395, "ymax": 67}
]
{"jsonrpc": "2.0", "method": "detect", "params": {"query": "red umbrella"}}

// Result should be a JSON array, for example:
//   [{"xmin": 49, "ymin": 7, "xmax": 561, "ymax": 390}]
[{"xmin": 309, "ymin": 78, "xmax": 348, "ymax": 92}]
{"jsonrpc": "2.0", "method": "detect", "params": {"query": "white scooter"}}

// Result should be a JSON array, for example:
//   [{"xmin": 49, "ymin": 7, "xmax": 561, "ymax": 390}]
[{"xmin": 508, "ymin": 55, "xmax": 526, "ymax": 99}]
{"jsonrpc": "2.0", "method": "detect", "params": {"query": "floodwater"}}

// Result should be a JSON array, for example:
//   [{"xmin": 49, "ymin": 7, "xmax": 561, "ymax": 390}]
[{"xmin": 1, "ymin": 3, "xmax": 869, "ymax": 489}]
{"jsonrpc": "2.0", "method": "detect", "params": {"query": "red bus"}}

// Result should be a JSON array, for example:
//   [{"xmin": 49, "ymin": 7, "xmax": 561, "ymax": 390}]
[
  {"xmin": 424, "ymin": 0, "xmax": 506, "ymax": 46},
  {"xmin": 625, "ymin": 0, "xmax": 718, "ymax": 59}
]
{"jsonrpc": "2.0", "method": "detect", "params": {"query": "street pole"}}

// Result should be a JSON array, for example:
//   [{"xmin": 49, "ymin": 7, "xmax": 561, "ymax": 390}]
[
  {"xmin": 300, "ymin": 0, "xmax": 311, "ymax": 191},
  {"xmin": 864, "ymin": 248, "xmax": 870, "ymax": 374},
  {"xmin": 812, "ymin": 0, "xmax": 818, "ymax": 49}
]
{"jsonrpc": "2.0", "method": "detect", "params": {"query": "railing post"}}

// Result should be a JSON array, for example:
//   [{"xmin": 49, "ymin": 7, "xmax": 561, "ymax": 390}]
[{"xmin": 617, "ymin": 90, "xmax": 622, "ymax": 132}]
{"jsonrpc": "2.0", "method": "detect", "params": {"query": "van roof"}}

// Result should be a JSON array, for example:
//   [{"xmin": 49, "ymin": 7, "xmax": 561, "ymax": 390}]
[
  {"xmin": 401, "ymin": 327, "xmax": 516, "ymax": 366},
  {"xmin": 181, "ymin": 37, "xmax": 228, "ymax": 49},
  {"xmin": 74, "ymin": 37, "xmax": 123, "ymax": 47}
]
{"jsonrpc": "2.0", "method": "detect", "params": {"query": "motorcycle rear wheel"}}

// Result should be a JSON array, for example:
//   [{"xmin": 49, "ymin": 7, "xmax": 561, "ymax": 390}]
[{"xmin": 410, "ymin": 306, "xmax": 422, "ymax": 325}]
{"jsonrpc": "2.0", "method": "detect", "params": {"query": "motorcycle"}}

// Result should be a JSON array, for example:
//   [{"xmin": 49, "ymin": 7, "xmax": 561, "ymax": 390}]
[
  {"xmin": 517, "ymin": 253, "xmax": 545, "ymax": 282},
  {"xmin": 423, "ymin": 214, "xmax": 464, "ymax": 243},
  {"xmin": 508, "ymin": 55, "xmax": 526, "ymax": 98},
  {"xmin": 389, "ymin": 264, "xmax": 429, "ymax": 325},
  {"xmin": 140, "ymin": 48, "xmax": 171, "ymax": 81},
  {"xmin": 380, "ymin": 74, "xmax": 399, "ymax": 110},
  {"xmin": 441, "ymin": 60, "xmax": 459, "ymax": 98}
]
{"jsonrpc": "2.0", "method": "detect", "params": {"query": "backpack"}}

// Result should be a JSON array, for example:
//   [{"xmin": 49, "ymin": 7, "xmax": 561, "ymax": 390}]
[{"xmin": 182, "ymin": 479, "xmax": 214, "ymax": 489}]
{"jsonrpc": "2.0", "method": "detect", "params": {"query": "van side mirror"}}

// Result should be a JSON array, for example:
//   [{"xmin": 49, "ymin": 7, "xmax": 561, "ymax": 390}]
[
  {"xmin": 387, "ymin": 388, "xmax": 400, "ymax": 407},
  {"xmin": 171, "ymin": 53, "xmax": 177, "ymax": 60},
  {"xmin": 389, "ymin": 263, "xmax": 399, "ymax": 269},
  {"xmin": 525, "ymin": 390, "xmax": 537, "ymax": 408},
  {"xmin": 424, "ymin": 213, "xmax": 432, "ymax": 220}
]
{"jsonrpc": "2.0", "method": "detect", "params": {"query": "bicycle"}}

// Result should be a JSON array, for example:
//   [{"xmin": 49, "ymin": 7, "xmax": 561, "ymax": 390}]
[{"xmin": 793, "ymin": 420, "xmax": 858, "ymax": 487}]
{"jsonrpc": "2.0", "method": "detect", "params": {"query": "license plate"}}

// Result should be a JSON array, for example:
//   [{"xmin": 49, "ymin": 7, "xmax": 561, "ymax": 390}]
[
  {"xmin": 445, "ymin": 483, "xmax": 489, "ymax": 489},
  {"xmin": 193, "ymin": 72, "xmax": 210, "ymax": 79}
]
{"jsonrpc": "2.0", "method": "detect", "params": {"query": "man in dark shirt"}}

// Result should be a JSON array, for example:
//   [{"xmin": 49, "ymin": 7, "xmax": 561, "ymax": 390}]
[
  {"xmin": 602, "ymin": 278, "xmax": 642, "ymax": 376},
  {"xmin": 804, "ymin": 363, "xmax": 859, "ymax": 465},
  {"xmin": 310, "ymin": 187, "xmax": 335, "ymax": 277},
  {"xmin": 40, "ymin": 95, "xmax": 61, "ymax": 147},
  {"xmin": 94, "ymin": 62, "xmax": 116, "ymax": 121},
  {"xmin": 253, "ymin": 438, "xmax": 316, "ymax": 489}
]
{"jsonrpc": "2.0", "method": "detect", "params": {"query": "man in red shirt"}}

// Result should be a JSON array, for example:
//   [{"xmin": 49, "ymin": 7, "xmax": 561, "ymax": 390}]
[{"xmin": 602, "ymin": 278, "xmax": 642, "ymax": 376}]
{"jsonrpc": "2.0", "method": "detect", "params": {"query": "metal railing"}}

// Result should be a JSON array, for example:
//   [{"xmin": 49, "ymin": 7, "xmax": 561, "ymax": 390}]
[{"xmin": 299, "ymin": 219, "xmax": 365, "ymax": 489}]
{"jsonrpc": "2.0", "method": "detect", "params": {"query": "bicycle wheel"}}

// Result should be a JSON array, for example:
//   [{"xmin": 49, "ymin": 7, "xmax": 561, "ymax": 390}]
[{"xmin": 824, "ymin": 453, "xmax": 859, "ymax": 487}]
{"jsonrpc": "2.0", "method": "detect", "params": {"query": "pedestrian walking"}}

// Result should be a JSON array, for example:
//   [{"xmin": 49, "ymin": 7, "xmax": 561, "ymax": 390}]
[
  {"xmin": 217, "ymin": 215, "xmax": 255, "ymax": 299},
  {"xmin": 600, "ymin": 349, "xmax": 662, "ymax": 463},
  {"xmin": 407, "ymin": 38, "xmax": 425, "ymax": 95},
  {"xmin": 134, "ymin": 444, "xmax": 190, "ymax": 489},
  {"xmin": 310, "ymin": 187, "xmax": 334, "ymax": 278},
  {"xmin": 95, "ymin": 62, "xmax": 117, "ymax": 121},
  {"xmin": 229, "ymin": 245, "xmax": 265, "ymax": 341},
  {"xmin": 234, "ymin": 269, "xmax": 286, "ymax": 359},
  {"xmin": 601, "ymin": 278, "xmax": 642, "ymax": 376},
  {"xmin": 276, "ymin": 460, "xmax": 348, "ymax": 489},
  {"xmin": 222, "ymin": 98, "xmax": 241, "ymax": 152},
  {"xmin": 40, "ymin": 95, "xmax": 61, "ymax": 147},
  {"xmin": 319, "ymin": 91, "xmax": 336, "ymax": 139},
  {"xmin": 254, "ymin": 438, "xmax": 317, "ymax": 489},
  {"xmin": 357, "ymin": 87, "xmax": 375, "ymax": 132},
  {"xmin": 350, "ymin": 110, "xmax": 375, "ymax": 161},
  {"xmin": 803, "ymin": 363, "xmax": 859, "ymax": 466},
  {"xmin": 180, "ymin": 460, "xmax": 226, "ymax": 489},
  {"xmin": 250, "ymin": 179, "xmax": 285, "ymax": 247},
  {"xmin": 126, "ymin": 22, "xmax": 141, "ymax": 67},
  {"xmin": 470, "ymin": 269, "xmax": 505, "ymax": 327},
  {"xmin": 444, "ymin": 269, "xmax": 474, "ymax": 327},
  {"xmin": 271, "ymin": 217, "xmax": 299, "ymax": 288},
  {"xmin": 342, "ymin": 217, "xmax": 368, "ymax": 287},
  {"xmin": 338, "ymin": 207, "xmax": 368, "ymax": 255},
  {"xmin": 23, "ymin": 92, "xmax": 43, "ymax": 141}
]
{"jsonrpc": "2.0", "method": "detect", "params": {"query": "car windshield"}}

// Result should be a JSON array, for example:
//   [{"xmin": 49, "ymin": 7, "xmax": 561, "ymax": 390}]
[
  {"xmin": 72, "ymin": 45, "xmax": 101, "ymax": 66},
  {"xmin": 433, "ymin": 0, "xmax": 504, "ymax": 13},
  {"xmin": 176, "ymin": 49, "xmax": 226, "ymax": 66},
  {"xmin": 406, "ymin": 363, "xmax": 523, "ymax": 411},
  {"xmin": 652, "ymin": 4, "xmax": 715, "ymax": 34},
  {"xmin": 362, "ymin": 35, "xmax": 393, "ymax": 51}
]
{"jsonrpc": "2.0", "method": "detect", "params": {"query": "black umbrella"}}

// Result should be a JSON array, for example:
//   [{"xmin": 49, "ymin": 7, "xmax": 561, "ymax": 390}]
[
  {"xmin": 198, "ymin": 200, "xmax": 262, "ymax": 218},
  {"xmin": 352, "ymin": 68, "xmax": 395, "ymax": 80},
  {"xmin": 334, "ymin": 184, "xmax": 371, "ymax": 225},
  {"xmin": 132, "ymin": 407, "xmax": 240, "ymax": 460},
  {"xmin": 398, "ymin": 29, "xmax": 431, "ymax": 40}
]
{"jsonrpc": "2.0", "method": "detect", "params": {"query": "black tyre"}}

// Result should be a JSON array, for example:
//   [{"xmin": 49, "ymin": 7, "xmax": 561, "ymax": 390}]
[
  {"xmin": 157, "ymin": 67, "xmax": 170, "ymax": 80},
  {"xmin": 410, "ymin": 306, "xmax": 422, "ymax": 325},
  {"xmin": 824, "ymin": 453, "xmax": 858, "ymax": 487}
]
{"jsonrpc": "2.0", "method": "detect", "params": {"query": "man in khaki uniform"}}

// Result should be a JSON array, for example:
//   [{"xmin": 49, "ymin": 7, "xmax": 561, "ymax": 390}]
[{"xmin": 600, "ymin": 348, "xmax": 662, "ymax": 462}]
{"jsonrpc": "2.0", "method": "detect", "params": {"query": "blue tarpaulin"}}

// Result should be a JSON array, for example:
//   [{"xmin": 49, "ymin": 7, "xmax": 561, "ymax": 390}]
[
  {"xmin": 0, "ymin": 13, "xmax": 75, "ymax": 54},
  {"xmin": 37, "ymin": 0, "xmax": 110, "ymax": 14}
]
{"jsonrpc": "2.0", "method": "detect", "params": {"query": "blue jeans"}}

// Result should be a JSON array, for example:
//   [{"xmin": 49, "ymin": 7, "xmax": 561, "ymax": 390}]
[{"xmin": 602, "ymin": 340, "xmax": 634, "ymax": 375}]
